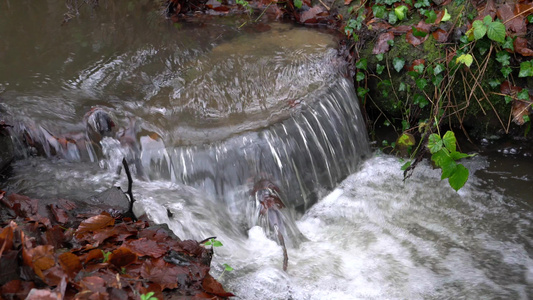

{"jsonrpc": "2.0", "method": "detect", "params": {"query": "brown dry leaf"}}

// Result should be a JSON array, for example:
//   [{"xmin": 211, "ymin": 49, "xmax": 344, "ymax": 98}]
[
  {"xmin": 179, "ymin": 240, "xmax": 205, "ymax": 257},
  {"xmin": 1, "ymin": 279, "xmax": 36, "ymax": 299},
  {"xmin": 3, "ymin": 193, "xmax": 39, "ymax": 218},
  {"xmin": 299, "ymin": 6, "xmax": 328, "ymax": 24},
  {"xmin": 58, "ymin": 199, "xmax": 77, "ymax": 211},
  {"xmin": 49, "ymin": 204, "xmax": 69, "ymax": 224},
  {"xmin": 141, "ymin": 258, "xmax": 184, "ymax": 290},
  {"xmin": 75, "ymin": 213, "xmax": 115, "ymax": 238},
  {"xmin": 0, "ymin": 222, "xmax": 15, "ymax": 252},
  {"xmin": 84, "ymin": 249, "xmax": 104, "ymax": 264},
  {"xmin": 79, "ymin": 276, "xmax": 107, "ymax": 294},
  {"xmin": 29, "ymin": 245, "xmax": 56, "ymax": 280},
  {"xmin": 125, "ymin": 238, "xmax": 168, "ymax": 258},
  {"xmin": 406, "ymin": 29, "xmax": 429, "ymax": 46},
  {"xmin": 344, "ymin": 0, "xmax": 353, "ymax": 5},
  {"xmin": 109, "ymin": 247, "xmax": 137, "ymax": 267},
  {"xmin": 58, "ymin": 252, "xmax": 82, "ymax": 277},
  {"xmin": 44, "ymin": 225, "xmax": 66, "ymax": 250},
  {"xmin": 202, "ymin": 273, "xmax": 235, "ymax": 297},
  {"xmin": 25, "ymin": 288, "xmax": 61, "ymax": 300},
  {"xmin": 512, "ymin": 101, "xmax": 531, "ymax": 125},
  {"xmin": 432, "ymin": 28, "xmax": 449, "ymax": 43},
  {"xmin": 372, "ymin": 32, "xmax": 394, "ymax": 54},
  {"xmin": 497, "ymin": 3, "xmax": 527, "ymax": 35},
  {"xmin": 389, "ymin": 25, "xmax": 411, "ymax": 35},
  {"xmin": 514, "ymin": 37, "xmax": 533, "ymax": 56}
]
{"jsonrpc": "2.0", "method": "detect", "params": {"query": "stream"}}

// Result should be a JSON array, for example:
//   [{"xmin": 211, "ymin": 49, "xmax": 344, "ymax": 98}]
[{"xmin": 1, "ymin": 1, "xmax": 532, "ymax": 299}]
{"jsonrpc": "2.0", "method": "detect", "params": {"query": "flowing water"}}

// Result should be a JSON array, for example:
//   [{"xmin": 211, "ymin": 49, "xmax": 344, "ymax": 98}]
[{"xmin": 1, "ymin": 2, "xmax": 533, "ymax": 299}]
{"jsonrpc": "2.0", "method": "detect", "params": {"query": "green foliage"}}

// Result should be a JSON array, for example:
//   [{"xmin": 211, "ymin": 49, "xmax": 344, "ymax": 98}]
[
  {"xmin": 519, "ymin": 61, "xmax": 533, "ymax": 77},
  {"xmin": 102, "ymin": 250, "xmax": 111, "ymax": 263},
  {"xmin": 294, "ymin": 0, "xmax": 302, "ymax": 9},
  {"xmin": 441, "ymin": 9, "xmax": 451, "ymax": 22},
  {"xmin": 394, "ymin": 5, "xmax": 408, "ymax": 21},
  {"xmin": 467, "ymin": 16, "xmax": 506, "ymax": 43},
  {"xmin": 393, "ymin": 57, "xmax": 405, "ymax": 72},
  {"xmin": 517, "ymin": 89, "xmax": 529, "ymax": 101},
  {"xmin": 428, "ymin": 131, "xmax": 474, "ymax": 191},
  {"xmin": 236, "ymin": 0, "xmax": 252, "ymax": 14},
  {"xmin": 456, "ymin": 54, "xmax": 473, "ymax": 67},
  {"xmin": 140, "ymin": 292, "xmax": 158, "ymax": 300},
  {"xmin": 356, "ymin": 72, "xmax": 365, "ymax": 82},
  {"xmin": 205, "ymin": 238, "xmax": 223, "ymax": 247},
  {"xmin": 373, "ymin": 5, "xmax": 386, "ymax": 19},
  {"xmin": 356, "ymin": 58, "xmax": 368, "ymax": 70}
]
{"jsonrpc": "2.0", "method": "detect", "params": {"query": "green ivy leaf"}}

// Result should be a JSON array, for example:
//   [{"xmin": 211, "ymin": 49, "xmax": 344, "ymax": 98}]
[
  {"xmin": 524, "ymin": 115, "xmax": 531, "ymax": 123},
  {"xmin": 412, "ymin": 26, "xmax": 428, "ymax": 37},
  {"xmin": 472, "ymin": 20, "xmax": 487, "ymax": 40},
  {"xmin": 401, "ymin": 120, "xmax": 409, "ymax": 131},
  {"xmin": 448, "ymin": 163, "xmax": 469, "ymax": 191},
  {"xmin": 502, "ymin": 36, "xmax": 514, "ymax": 51},
  {"xmin": 425, "ymin": 10, "xmax": 437, "ymax": 23},
  {"xmin": 376, "ymin": 53, "xmax": 384, "ymax": 61},
  {"xmin": 456, "ymin": 54, "xmax": 473, "ymax": 67},
  {"xmin": 496, "ymin": 51, "xmax": 510, "ymax": 66},
  {"xmin": 373, "ymin": 5, "xmax": 386, "ymax": 19},
  {"xmin": 414, "ymin": 0, "xmax": 430, "ymax": 9},
  {"xmin": 356, "ymin": 72, "xmax": 365, "ymax": 82},
  {"xmin": 395, "ymin": 5, "xmax": 408, "ymax": 21},
  {"xmin": 393, "ymin": 57, "xmax": 405, "ymax": 72},
  {"xmin": 432, "ymin": 74, "xmax": 444, "ymax": 86},
  {"xmin": 376, "ymin": 64, "xmax": 385, "ymax": 75},
  {"xmin": 413, "ymin": 64, "xmax": 425, "ymax": 74},
  {"xmin": 357, "ymin": 87, "xmax": 369, "ymax": 98},
  {"xmin": 294, "ymin": 0, "xmax": 303, "ymax": 9},
  {"xmin": 504, "ymin": 95, "xmax": 513, "ymax": 104},
  {"xmin": 399, "ymin": 82, "xmax": 407, "ymax": 92},
  {"xmin": 519, "ymin": 61, "xmax": 533, "ymax": 77},
  {"xmin": 528, "ymin": 15, "xmax": 533, "ymax": 23},
  {"xmin": 413, "ymin": 93, "xmax": 428, "ymax": 108},
  {"xmin": 428, "ymin": 133, "xmax": 443, "ymax": 153},
  {"xmin": 500, "ymin": 66, "xmax": 512, "ymax": 77},
  {"xmin": 441, "ymin": 8, "xmax": 451, "ymax": 22},
  {"xmin": 487, "ymin": 21, "xmax": 506, "ymax": 43},
  {"xmin": 433, "ymin": 64, "xmax": 444, "ymax": 75},
  {"xmin": 356, "ymin": 58, "xmax": 367, "ymax": 70},
  {"xmin": 476, "ymin": 39, "xmax": 491, "ymax": 55},
  {"xmin": 488, "ymin": 79, "xmax": 501, "ymax": 88},
  {"xmin": 517, "ymin": 89, "xmax": 529, "ymax": 100},
  {"xmin": 388, "ymin": 11, "xmax": 398, "ymax": 25},
  {"xmin": 416, "ymin": 78, "xmax": 427, "ymax": 90},
  {"xmin": 442, "ymin": 131, "xmax": 457, "ymax": 153}
]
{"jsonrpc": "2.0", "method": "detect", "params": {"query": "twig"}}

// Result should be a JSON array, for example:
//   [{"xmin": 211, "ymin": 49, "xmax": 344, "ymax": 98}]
[
  {"xmin": 122, "ymin": 158, "xmax": 137, "ymax": 221},
  {"xmin": 503, "ymin": 7, "xmax": 533, "ymax": 25},
  {"xmin": 318, "ymin": 0, "xmax": 330, "ymax": 11}
]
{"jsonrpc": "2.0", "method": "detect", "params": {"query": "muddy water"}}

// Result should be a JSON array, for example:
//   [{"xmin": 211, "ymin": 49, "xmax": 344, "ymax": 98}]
[{"xmin": 1, "ymin": 1, "xmax": 533, "ymax": 300}]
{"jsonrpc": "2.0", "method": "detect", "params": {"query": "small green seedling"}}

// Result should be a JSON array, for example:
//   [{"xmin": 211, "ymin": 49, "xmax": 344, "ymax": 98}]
[{"xmin": 140, "ymin": 291, "xmax": 158, "ymax": 300}]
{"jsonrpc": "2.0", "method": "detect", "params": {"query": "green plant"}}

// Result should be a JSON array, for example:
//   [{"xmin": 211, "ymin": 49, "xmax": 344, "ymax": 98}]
[
  {"xmin": 218, "ymin": 263, "xmax": 234, "ymax": 279},
  {"xmin": 204, "ymin": 238, "xmax": 223, "ymax": 247},
  {"xmin": 102, "ymin": 250, "xmax": 111, "ymax": 263},
  {"xmin": 236, "ymin": 0, "xmax": 252, "ymax": 14},
  {"xmin": 140, "ymin": 292, "xmax": 158, "ymax": 300}
]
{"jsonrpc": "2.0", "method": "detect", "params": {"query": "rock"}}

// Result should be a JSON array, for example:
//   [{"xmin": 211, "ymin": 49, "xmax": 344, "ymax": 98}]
[{"xmin": 0, "ymin": 130, "xmax": 14, "ymax": 173}]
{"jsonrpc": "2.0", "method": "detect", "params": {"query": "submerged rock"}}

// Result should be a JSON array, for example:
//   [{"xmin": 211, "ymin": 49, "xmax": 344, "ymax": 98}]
[{"xmin": 0, "ymin": 125, "xmax": 14, "ymax": 173}]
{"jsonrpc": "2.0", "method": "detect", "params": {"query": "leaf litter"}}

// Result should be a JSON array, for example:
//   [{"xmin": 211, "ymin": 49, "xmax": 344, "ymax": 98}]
[{"xmin": 0, "ymin": 190, "xmax": 235, "ymax": 299}]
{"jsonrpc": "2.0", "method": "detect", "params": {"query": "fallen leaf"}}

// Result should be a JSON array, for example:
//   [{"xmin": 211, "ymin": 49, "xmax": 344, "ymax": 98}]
[
  {"xmin": 389, "ymin": 25, "xmax": 411, "ymax": 35},
  {"xmin": 0, "ymin": 222, "xmax": 15, "ymax": 252},
  {"xmin": 84, "ymin": 249, "xmax": 104, "ymax": 264},
  {"xmin": 25, "ymin": 288, "xmax": 61, "ymax": 300},
  {"xmin": 432, "ymin": 28, "xmax": 449, "ymax": 43},
  {"xmin": 79, "ymin": 276, "xmax": 107, "ymax": 294},
  {"xmin": 408, "ymin": 59, "xmax": 426, "ymax": 72},
  {"xmin": 125, "ymin": 238, "xmax": 168, "ymax": 258},
  {"xmin": 372, "ymin": 32, "xmax": 394, "ymax": 54},
  {"xmin": 1, "ymin": 279, "xmax": 36, "ymax": 299},
  {"xmin": 512, "ymin": 100, "xmax": 531, "ymax": 125},
  {"xmin": 109, "ymin": 247, "xmax": 137, "ymax": 267},
  {"xmin": 514, "ymin": 37, "xmax": 533, "ymax": 56},
  {"xmin": 28, "ymin": 245, "xmax": 56, "ymax": 280},
  {"xmin": 75, "ymin": 213, "xmax": 115, "ymax": 238},
  {"xmin": 202, "ymin": 274, "xmax": 235, "ymax": 297},
  {"xmin": 58, "ymin": 252, "xmax": 82, "ymax": 278},
  {"xmin": 406, "ymin": 29, "xmax": 429, "ymax": 46},
  {"xmin": 49, "ymin": 204, "xmax": 69, "ymax": 224},
  {"xmin": 299, "ymin": 6, "xmax": 328, "ymax": 24},
  {"xmin": 497, "ymin": 3, "xmax": 527, "ymax": 35}
]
